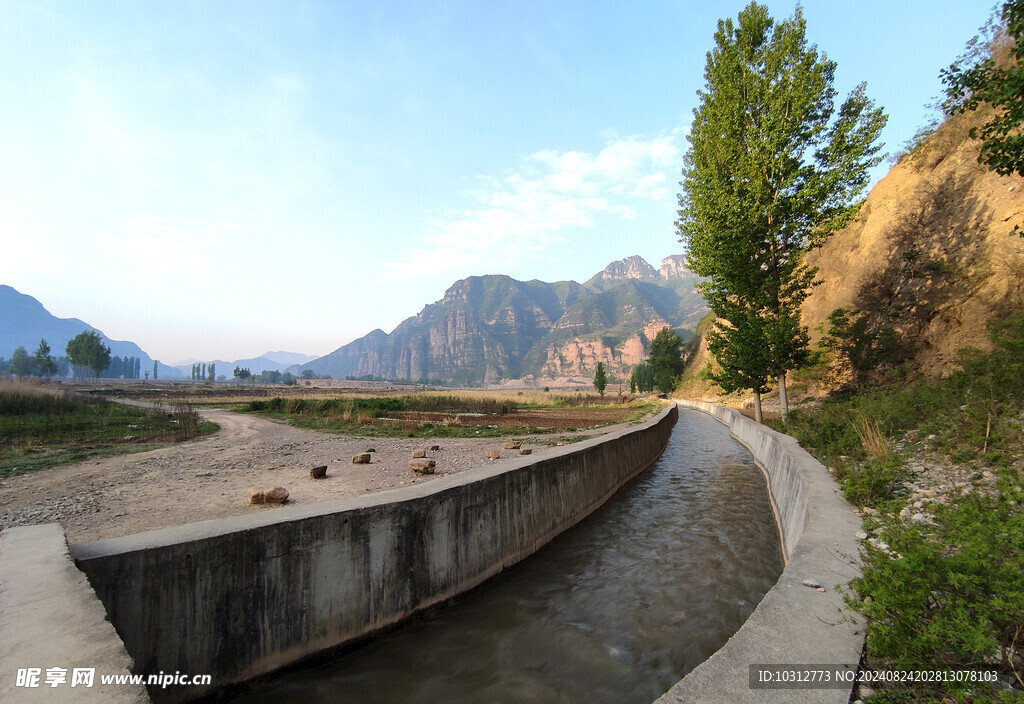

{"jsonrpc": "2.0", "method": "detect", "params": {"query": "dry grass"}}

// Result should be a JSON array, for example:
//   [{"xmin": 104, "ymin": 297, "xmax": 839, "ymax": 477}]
[
  {"xmin": 851, "ymin": 411, "xmax": 892, "ymax": 461},
  {"xmin": 441, "ymin": 414, "xmax": 462, "ymax": 427}
]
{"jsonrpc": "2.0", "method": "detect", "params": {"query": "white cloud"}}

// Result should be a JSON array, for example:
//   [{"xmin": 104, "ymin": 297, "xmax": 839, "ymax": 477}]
[{"xmin": 380, "ymin": 131, "xmax": 681, "ymax": 280}]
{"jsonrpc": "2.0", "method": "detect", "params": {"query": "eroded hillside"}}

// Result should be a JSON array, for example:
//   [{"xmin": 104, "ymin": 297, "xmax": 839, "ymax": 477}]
[{"xmin": 803, "ymin": 108, "xmax": 1024, "ymax": 375}]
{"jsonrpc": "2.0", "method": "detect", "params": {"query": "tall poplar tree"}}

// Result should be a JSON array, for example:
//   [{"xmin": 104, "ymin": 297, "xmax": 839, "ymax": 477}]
[
  {"xmin": 678, "ymin": 2, "xmax": 887, "ymax": 417},
  {"xmin": 593, "ymin": 361, "xmax": 607, "ymax": 396}
]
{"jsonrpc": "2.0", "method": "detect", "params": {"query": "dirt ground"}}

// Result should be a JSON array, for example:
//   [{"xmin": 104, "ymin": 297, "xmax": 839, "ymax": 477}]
[{"xmin": 0, "ymin": 407, "xmax": 640, "ymax": 545}]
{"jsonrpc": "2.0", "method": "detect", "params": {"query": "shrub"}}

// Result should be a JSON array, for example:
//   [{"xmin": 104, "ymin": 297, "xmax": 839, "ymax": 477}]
[
  {"xmin": 842, "ymin": 456, "xmax": 907, "ymax": 508},
  {"xmin": 850, "ymin": 476, "xmax": 1024, "ymax": 701}
]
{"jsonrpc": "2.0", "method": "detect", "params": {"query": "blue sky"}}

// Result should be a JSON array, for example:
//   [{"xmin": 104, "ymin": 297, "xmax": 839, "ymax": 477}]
[{"xmin": 1, "ymin": 0, "xmax": 996, "ymax": 363}]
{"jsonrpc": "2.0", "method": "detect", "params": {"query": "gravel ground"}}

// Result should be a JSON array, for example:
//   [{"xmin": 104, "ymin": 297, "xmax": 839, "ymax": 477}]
[{"xmin": 0, "ymin": 408, "xmax": 630, "ymax": 544}]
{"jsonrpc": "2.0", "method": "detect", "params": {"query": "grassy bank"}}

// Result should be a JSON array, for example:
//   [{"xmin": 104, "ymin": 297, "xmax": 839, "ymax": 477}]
[
  {"xmin": 0, "ymin": 380, "xmax": 218, "ymax": 476},
  {"xmin": 770, "ymin": 317, "xmax": 1024, "ymax": 702}
]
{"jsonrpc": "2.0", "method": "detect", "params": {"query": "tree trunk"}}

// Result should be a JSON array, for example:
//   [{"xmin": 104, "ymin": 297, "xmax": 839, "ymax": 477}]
[
  {"xmin": 779, "ymin": 372, "xmax": 789, "ymax": 417},
  {"xmin": 753, "ymin": 389, "xmax": 763, "ymax": 424}
]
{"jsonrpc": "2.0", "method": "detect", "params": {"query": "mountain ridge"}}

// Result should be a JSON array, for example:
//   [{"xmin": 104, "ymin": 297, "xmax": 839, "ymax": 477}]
[{"xmin": 302, "ymin": 255, "xmax": 706, "ymax": 385}]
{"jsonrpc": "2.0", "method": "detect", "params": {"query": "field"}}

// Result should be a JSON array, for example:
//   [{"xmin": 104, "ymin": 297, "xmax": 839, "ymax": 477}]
[
  {"xmin": 240, "ymin": 390, "xmax": 648, "ymax": 438},
  {"xmin": 0, "ymin": 379, "xmax": 217, "ymax": 477}
]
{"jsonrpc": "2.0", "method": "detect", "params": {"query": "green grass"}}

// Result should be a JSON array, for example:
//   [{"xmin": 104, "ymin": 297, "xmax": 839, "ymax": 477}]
[{"xmin": 0, "ymin": 381, "xmax": 217, "ymax": 477}]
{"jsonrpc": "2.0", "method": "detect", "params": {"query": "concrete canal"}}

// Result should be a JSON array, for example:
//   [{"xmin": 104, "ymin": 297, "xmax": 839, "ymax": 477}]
[{"xmin": 229, "ymin": 407, "xmax": 783, "ymax": 704}]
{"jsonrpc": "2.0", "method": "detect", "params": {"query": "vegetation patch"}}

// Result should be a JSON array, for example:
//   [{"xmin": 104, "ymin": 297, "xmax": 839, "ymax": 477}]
[
  {"xmin": 242, "ymin": 393, "xmax": 656, "ymax": 439},
  {"xmin": 0, "ymin": 380, "xmax": 217, "ymax": 476}
]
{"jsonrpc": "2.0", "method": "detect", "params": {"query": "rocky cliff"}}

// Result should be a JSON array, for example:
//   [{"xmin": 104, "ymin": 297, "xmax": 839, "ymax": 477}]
[{"xmin": 303, "ymin": 256, "xmax": 707, "ymax": 385}]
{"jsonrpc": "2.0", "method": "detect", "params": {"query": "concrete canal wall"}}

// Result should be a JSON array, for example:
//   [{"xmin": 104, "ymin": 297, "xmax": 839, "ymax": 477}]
[
  {"xmin": 656, "ymin": 401, "xmax": 865, "ymax": 704},
  {"xmin": 66, "ymin": 405, "xmax": 676, "ymax": 703}
]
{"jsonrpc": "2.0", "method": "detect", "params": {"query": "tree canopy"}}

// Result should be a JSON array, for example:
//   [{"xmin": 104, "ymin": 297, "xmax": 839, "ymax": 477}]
[
  {"xmin": 648, "ymin": 327, "xmax": 685, "ymax": 394},
  {"xmin": 678, "ymin": 2, "xmax": 887, "ymax": 417},
  {"xmin": 942, "ymin": 0, "xmax": 1024, "ymax": 179},
  {"xmin": 65, "ymin": 330, "xmax": 111, "ymax": 378}
]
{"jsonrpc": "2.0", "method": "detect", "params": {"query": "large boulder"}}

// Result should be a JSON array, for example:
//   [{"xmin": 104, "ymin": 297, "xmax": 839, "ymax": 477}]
[
  {"xmin": 409, "ymin": 459, "xmax": 436, "ymax": 474},
  {"xmin": 248, "ymin": 486, "xmax": 289, "ymax": 505}
]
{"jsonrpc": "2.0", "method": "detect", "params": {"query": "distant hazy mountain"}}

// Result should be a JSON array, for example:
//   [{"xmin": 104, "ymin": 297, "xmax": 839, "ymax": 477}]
[
  {"xmin": 0, "ymin": 285, "xmax": 183, "ymax": 379},
  {"xmin": 174, "ymin": 351, "xmax": 315, "ymax": 378},
  {"xmin": 301, "ymin": 255, "xmax": 707, "ymax": 385},
  {"xmin": 263, "ymin": 351, "xmax": 317, "ymax": 366}
]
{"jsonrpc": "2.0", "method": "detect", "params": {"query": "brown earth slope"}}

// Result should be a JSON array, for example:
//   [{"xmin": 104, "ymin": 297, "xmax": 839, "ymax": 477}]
[{"xmin": 803, "ymin": 110, "xmax": 1024, "ymax": 375}]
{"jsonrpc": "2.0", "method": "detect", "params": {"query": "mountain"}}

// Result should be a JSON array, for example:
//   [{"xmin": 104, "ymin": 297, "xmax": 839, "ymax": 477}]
[
  {"xmin": 174, "ymin": 351, "xmax": 316, "ymax": 378},
  {"xmin": 0, "ymin": 285, "xmax": 183, "ymax": 379},
  {"xmin": 262, "ymin": 351, "xmax": 317, "ymax": 366},
  {"xmin": 302, "ymin": 256, "xmax": 707, "ymax": 385}
]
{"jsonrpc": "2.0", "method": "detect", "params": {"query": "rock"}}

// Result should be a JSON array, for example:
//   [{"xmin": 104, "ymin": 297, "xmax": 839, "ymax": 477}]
[
  {"xmin": 855, "ymin": 531, "xmax": 868, "ymax": 540},
  {"xmin": 430, "ymin": 445, "xmax": 441, "ymax": 451},
  {"xmin": 248, "ymin": 486, "xmax": 289, "ymax": 505},
  {"xmin": 409, "ymin": 459, "xmax": 436, "ymax": 474},
  {"xmin": 519, "ymin": 448, "xmax": 532, "ymax": 455},
  {"xmin": 412, "ymin": 449, "xmax": 427, "ymax": 458},
  {"xmin": 352, "ymin": 453, "xmax": 371, "ymax": 464},
  {"xmin": 503, "ymin": 441, "xmax": 522, "ymax": 450},
  {"xmin": 802, "ymin": 578, "xmax": 822, "ymax": 589},
  {"xmin": 485, "ymin": 451, "xmax": 501, "ymax": 459},
  {"xmin": 310, "ymin": 465, "xmax": 328, "ymax": 479}
]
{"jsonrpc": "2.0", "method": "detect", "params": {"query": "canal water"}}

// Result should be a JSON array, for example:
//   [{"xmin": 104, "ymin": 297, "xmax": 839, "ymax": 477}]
[{"xmin": 231, "ymin": 407, "xmax": 783, "ymax": 704}]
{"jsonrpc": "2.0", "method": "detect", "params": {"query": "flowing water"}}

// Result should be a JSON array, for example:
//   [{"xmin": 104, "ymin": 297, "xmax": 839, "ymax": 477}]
[{"xmin": 231, "ymin": 407, "xmax": 783, "ymax": 704}]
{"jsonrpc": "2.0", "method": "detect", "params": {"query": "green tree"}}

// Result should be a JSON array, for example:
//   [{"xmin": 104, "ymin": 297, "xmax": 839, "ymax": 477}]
[
  {"xmin": 153, "ymin": 360, "xmax": 158, "ymax": 380},
  {"xmin": 631, "ymin": 361, "xmax": 656, "ymax": 394},
  {"xmin": 33, "ymin": 339, "xmax": 57, "ymax": 377},
  {"xmin": 942, "ymin": 0, "xmax": 1024, "ymax": 180},
  {"xmin": 233, "ymin": 366, "xmax": 251, "ymax": 382},
  {"xmin": 65, "ymin": 330, "xmax": 111, "ymax": 378},
  {"xmin": 593, "ymin": 361, "xmax": 607, "ymax": 396},
  {"xmin": 9, "ymin": 346, "xmax": 35, "ymax": 376},
  {"xmin": 649, "ymin": 327, "xmax": 684, "ymax": 394},
  {"xmin": 706, "ymin": 302, "xmax": 773, "ymax": 422},
  {"xmin": 208, "ymin": 362, "xmax": 215, "ymax": 382},
  {"xmin": 678, "ymin": 2, "xmax": 887, "ymax": 416}
]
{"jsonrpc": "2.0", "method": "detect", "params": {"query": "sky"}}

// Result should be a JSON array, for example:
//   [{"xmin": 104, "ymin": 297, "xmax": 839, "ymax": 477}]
[{"xmin": 0, "ymin": 0, "xmax": 998, "ymax": 364}]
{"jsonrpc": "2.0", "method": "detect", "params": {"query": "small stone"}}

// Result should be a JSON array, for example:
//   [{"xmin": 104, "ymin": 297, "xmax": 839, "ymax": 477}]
[
  {"xmin": 485, "ymin": 450, "xmax": 501, "ymax": 459},
  {"xmin": 855, "ymin": 531, "xmax": 868, "ymax": 540},
  {"xmin": 816, "ymin": 587, "xmax": 826, "ymax": 592},
  {"xmin": 248, "ymin": 486, "xmax": 289, "ymax": 505},
  {"xmin": 412, "ymin": 449, "xmax": 427, "ymax": 458},
  {"xmin": 352, "ymin": 453, "xmax": 371, "ymax": 464},
  {"xmin": 519, "ymin": 448, "xmax": 532, "ymax": 455},
  {"xmin": 503, "ymin": 441, "xmax": 522, "ymax": 450},
  {"xmin": 409, "ymin": 459, "xmax": 436, "ymax": 474},
  {"xmin": 802, "ymin": 578, "xmax": 822, "ymax": 589},
  {"xmin": 430, "ymin": 445, "xmax": 441, "ymax": 451},
  {"xmin": 310, "ymin": 465, "xmax": 328, "ymax": 479},
  {"xmin": 863, "ymin": 596, "xmax": 873, "ymax": 604}
]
